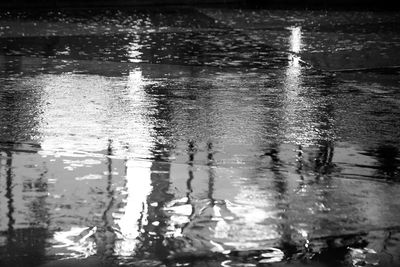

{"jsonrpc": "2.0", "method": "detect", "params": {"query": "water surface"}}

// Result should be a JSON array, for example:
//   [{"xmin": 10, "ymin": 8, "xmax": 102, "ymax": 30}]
[{"xmin": 0, "ymin": 7, "xmax": 400, "ymax": 267}]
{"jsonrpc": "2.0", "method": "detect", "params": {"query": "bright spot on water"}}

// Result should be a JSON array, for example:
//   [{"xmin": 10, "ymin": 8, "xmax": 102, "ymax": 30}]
[
  {"xmin": 113, "ymin": 69, "xmax": 155, "ymax": 257},
  {"xmin": 289, "ymin": 26, "xmax": 302, "ymax": 53},
  {"xmin": 127, "ymin": 36, "xmax": 143, "ymax": 63},
  {"xmin": 52, "ymin": 226, "xmax": 97, "ymax": 259},
  {"xmin": 286, "ymin": 26, "xmax": 302, "ymax": 84},
  {"xmin": 113, "ymin": 160, "xmax": 153, "ymax": 257}
]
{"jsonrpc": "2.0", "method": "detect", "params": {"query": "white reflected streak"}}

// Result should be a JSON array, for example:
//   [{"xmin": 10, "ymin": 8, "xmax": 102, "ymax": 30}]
[
  {"xmin": 286, "ymin": 26, "xmax": 302, "ymax": 89},
  {"xmin": 128, "ymin": 69, "xmax": 146, "ymax": 93},
  {"xmin": 114, "ymin": 160, "xmax": 152, "ymax": 256},
  {"xmin": 284, "ymin": 27, "xmax": 302, "ymax": 99},
  {"xmin": 283, "ymin": 26, "xmax": 317, "ymax": 144},
  {"xmin": 286, "ymin": 54, "xmax": 301, "ymax": 90},
  {"xmin": 286, "ymin": 26, "xmax": 302, "ymax": 82},
  {"xmin": 123, "ymin": 69, "xmax": 158, "ymax": 159},
  {"xmin": 113, "ymin": 69, "xmax": 154, "ymax": 257},
  {"xmin": 289, "ymin": 26, "xmax": 302, "ymax": 53},
  {"xmin": 52, "ymin": 226, "xmax": 96, "ymax": 259},
  {"xmin": 127, "ymin": 35, "xmax": 143, "ymax": 63}
]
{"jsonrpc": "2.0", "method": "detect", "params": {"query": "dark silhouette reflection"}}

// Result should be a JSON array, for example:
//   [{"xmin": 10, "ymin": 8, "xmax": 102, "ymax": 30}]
[
  {"xmin": 44, "ymin": 36, "xmax": 61, "ymax": 58},
  {"xmin": 0, "ymin": 63, "xmax": 44, "ymax": 142},
  {"xmin": 206, "ymin": 142, "xmax": 215, "ymax": 204},
  {"xmin": 0, "ymin": 55, "xmax": 23, "ymax": 76},
  {"xmin": 188, "ymin": 140, "xmax": 196, "ymax": 164},
  {"xmin": 0, "ymin": 148, "xmax": 48, "ymax": 267},
  {"xmin": 314, "ymin": 140, "xmax": 335, "ymax": 178},
  {"xmin": 4, "ymin": 151, "xmax": 16, "ymax": 262},
  {"xmin": 296, "ymin": 144, "xmax": 305, "ymax": 178},
  {"xmin": 184, "ymin": 139, "xmax": 196, "ymax": 226},
  {"xmin": 263, "ymin": 144, "xmax": 286, "ymax": 200},
  {"xmin": 168, "ymin": 140, "xmax": 198, "ymax": 248},
  {"xmin": 311, "ymin": 234, "xmax": 368, "ymax": 267},
  {"xmin": 95, "ymin": 139, "xmax": 116, "ymax": 259},
  {"xmin": 373, "ymin": 144, "xmax": 399, "ymax": 180},
  {"xmin": 133, "ymin": 81, "xmax": 175, "ymax": 262},
  {"xmin": 265, "ymin": 144, "xmax": 298, "ymax": 257},
  {"xmin": 135, "ymin": 144, "xmax": 173, "ymax": 261}
]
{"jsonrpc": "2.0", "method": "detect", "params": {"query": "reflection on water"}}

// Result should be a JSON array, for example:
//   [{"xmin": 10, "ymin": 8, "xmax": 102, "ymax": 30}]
[
  {"xmin": 289, "ymin": 26, "xmax": 302, "ymax": 54},
  {"xmin": 0, "ymin": 8, "xmax": 400, "ymax": 267},
  {"xmin": 284, "ymin": 26, "xmax": 305, "ymax": 144},
  {"xmin": 114, "ymin": 159, "xmax": 153, "ymax": 257}
]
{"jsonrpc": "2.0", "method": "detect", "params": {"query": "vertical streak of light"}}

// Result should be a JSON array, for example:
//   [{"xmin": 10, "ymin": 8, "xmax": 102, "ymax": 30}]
[
  {"xmin": 113, "ymin": 160, "xmax": 152, "ymax": 256},
  {"xmin": 283, "ymin": 26, "xmax": 311, "ymax": 144},
  {"xmin": 113, "ymin": 69, "xmax": 154, "ymax": 257},
  {"xmin": 286, "ymin": 26, "xmax": 302, "ymax": 82},
  {"xmin": 127, "ymin": 35, "xmax": 143, "ymax": 63},
  {"xmin": 289, "ymin": 26, "xmax": 302, "ymax": 54}
]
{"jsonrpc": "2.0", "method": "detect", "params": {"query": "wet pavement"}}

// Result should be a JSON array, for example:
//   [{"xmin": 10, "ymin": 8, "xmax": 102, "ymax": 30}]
[{"xmin": 0, "ymin": 6, "xmax": 400, "ymax": 267}]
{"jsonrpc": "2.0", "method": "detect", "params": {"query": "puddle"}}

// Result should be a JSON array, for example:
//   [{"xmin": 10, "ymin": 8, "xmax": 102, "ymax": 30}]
[{"xmin": 0, "ymin": 7, "xmax": 400, "ymax": 267}]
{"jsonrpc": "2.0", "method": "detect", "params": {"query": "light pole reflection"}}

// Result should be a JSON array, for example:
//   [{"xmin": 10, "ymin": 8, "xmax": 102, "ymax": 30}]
[
  {"xmin": 113, "ymin": 159, "xmax": 153, "ymax": 256},
  {"xmin": 283, "ymin": 26, "xmax": 317, "ymax": 145},
  {"xmin": 285, "ymin": 26, "xmax": 302, "ymax": 99},
  {"xmin": 289, "ymin": 26, "xmax": 302, "ymax": 54},
  {"xmin": 127, "ymin": 34, "xmax": 143, "ymax": 63},
  {"xmin": 113, "ymin": 69, "xmax": 155, "ymax": 257}
]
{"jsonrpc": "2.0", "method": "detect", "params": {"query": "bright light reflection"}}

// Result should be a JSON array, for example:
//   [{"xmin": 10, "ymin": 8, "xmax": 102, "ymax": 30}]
[
  {"xmin": 113, "ymin": 160, "xmax": 152, "ymax": 256},
  {"xmin": 289, "ymin": 26, "xmax": 302, "ymax": 53},
  {"xmin": 283, "ymin": 26, "xmax": 317, "ymax": 145},
  {"xmin": 113, "ymin": 69, "xmax": 154, "ymax": 257},
  {"xmin": 52, "ymin": 226, "xmax": 96, "ymax": 259},
  {"xmin": 127, "ymin": 36, "xmax": 143, "ymax": 63},
  {"xmin": 286, "ymin": 26, "xmax": 302, "ymax": 89},
  {"xmin": 42, "ymin": 69, "xmax": 156, "ymax": 258}
]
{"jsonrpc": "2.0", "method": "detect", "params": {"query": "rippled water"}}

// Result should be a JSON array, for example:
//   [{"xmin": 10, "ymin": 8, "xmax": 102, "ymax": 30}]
[{"xmin": 0, "ymin": 7, "xmax": 400, "ymax": 267}]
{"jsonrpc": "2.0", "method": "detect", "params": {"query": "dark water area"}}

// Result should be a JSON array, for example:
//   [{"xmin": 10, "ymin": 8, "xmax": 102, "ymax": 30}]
[{"xmin": 0, "ymin": 7, "xmax": 400, "ymax": 267}]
